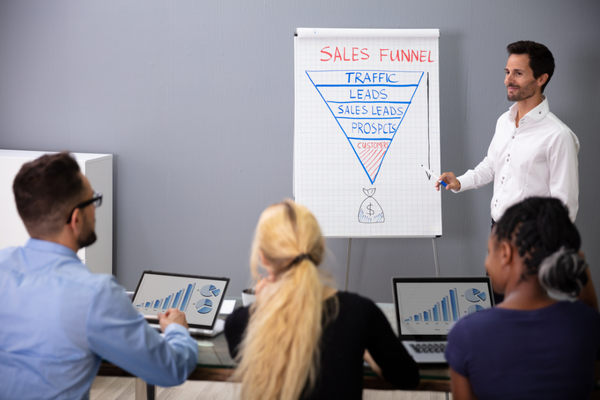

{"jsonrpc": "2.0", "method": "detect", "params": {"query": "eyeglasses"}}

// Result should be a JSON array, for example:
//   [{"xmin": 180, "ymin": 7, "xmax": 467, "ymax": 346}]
[{"xmin": 66, "ymin": 191, "xmax": 103, "ymax": 224}]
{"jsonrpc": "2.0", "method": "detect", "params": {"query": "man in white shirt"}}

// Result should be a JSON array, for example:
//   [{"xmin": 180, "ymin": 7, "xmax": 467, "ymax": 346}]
[
  {"xmin": 436, "ymin": 41, "xmax": 579, "ymax": 223},
  {"xmin": 433, "ymin": 41, "xmax": 599, "ymax": 307}
]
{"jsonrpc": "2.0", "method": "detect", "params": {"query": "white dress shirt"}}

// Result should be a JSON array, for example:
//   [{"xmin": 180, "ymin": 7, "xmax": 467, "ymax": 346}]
[{"xmin": 455, "ymin": 97, "xmax": 579, "ymax": 222}]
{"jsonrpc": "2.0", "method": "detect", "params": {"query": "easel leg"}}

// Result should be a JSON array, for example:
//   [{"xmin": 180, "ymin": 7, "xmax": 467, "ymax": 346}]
[
  {"xmin": 432, "ymin": 237, "xmax": 440, "ymax": 277},
  {"xmin": 345, "ymin": 238, "xmax": 352, "ymax": 291}
]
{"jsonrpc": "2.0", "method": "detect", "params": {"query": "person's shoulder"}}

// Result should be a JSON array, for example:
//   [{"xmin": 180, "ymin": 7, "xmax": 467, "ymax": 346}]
[
  {"xmin": 226, "ymin": 305, "xmax": 250, "ymax": 326},
  {"xmin": 335, "ymin": 291, "xmax": 377, "ymax": 309},
  {"xmin": 558, "ymin": 301, "xmax": 600, "ymax": 321},
  {"xmin": 497, "ymin": 109, "xmax": 512, "ymax": 121},
  {"xmin": 225, "ymin": 305, "xmax": 251, "ymax": 339},
  {"xmin": 61, "ymin": 264, "xmax": 114, "ymax": 289},
  {"xmin": 0, "ymin": 246, "xmax": 19, "ymax": 266},
  {"xmin": 544, "ymin": 110, "xmax": 571, "ymax": 130},
  {"xmin": 542, "ymin": 111, "xmax": 578, "ymax": 141},
  {"xmin": 494, "ymin": 109, "xmax": 513, "ymax": 128},
  {"xmin": 449, "ymin": 308, "xmax": 500, "ymax": 334}
]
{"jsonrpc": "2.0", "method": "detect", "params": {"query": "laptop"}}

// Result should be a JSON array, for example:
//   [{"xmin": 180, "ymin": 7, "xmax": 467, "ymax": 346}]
[
  {"xmin": 132, "ymin": 271, "xmax": 230, "ymax": 337},
  {"xmin": 392, "ymin": 277, "xmax": 495, "ymax": 363}
]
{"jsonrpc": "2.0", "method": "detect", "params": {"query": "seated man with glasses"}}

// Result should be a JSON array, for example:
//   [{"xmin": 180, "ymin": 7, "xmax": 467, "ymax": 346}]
[{"xmin": 0, "ymin": 152, "xmax": 198, "ymax": 400}]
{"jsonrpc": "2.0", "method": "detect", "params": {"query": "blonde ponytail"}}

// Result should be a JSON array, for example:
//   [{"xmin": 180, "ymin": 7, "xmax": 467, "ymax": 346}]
[{"xmin": 232, "ymin": 200, "xmax": 326, "ymax": 400}]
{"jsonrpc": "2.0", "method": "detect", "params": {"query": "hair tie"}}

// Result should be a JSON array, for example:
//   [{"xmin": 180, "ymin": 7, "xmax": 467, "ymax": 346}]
[{"xmin": 287, "ymin": 253, "xmax": 314, "ymax": 268}]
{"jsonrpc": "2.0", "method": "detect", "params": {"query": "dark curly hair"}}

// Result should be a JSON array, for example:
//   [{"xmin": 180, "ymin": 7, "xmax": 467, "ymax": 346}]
[{"xmin": 494, "ymin": 197, "xmax": 587, "ymax": 298}]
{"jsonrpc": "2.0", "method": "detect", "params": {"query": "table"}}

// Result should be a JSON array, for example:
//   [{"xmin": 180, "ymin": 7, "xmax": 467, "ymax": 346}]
[{"xmin": 98, "ymin": 300, "xmax": 451, "ymax": 399}]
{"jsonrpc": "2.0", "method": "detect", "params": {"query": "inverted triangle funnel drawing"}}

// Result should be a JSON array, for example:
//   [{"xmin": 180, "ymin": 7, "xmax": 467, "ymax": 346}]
[{"xmin": 306, "ymin": 70, "xmax": 423, "ymax": 184}]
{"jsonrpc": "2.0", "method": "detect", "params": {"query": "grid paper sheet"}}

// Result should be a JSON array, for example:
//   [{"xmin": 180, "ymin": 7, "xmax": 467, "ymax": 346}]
[{"xmin": 294, "ymin": 29, "xmax": 442, "ymax": 237}]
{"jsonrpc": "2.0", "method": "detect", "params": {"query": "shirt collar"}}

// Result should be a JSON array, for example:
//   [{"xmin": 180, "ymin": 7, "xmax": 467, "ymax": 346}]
[
  {"xmin": 25, "ymin": 238, "xmax": 80, "ymax": 259},
  {"xmin": 508, "ymin": 95, "xmax": 549, "ymax": 125}
]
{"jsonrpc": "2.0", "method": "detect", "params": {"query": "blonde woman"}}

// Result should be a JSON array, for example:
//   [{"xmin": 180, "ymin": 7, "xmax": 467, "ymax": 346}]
[{"xmin": 225, "ymin": 200, "xmax": 419, "ymax": 400}]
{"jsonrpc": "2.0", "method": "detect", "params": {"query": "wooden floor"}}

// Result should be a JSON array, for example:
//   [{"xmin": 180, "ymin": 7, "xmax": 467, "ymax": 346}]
[{"xmin": 91, "ymin": 377, "xmax": 451, "ymax": 400}]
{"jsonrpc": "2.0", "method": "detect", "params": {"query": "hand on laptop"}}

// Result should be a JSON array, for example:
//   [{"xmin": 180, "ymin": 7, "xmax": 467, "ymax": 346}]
[{"xmin": 158, "ymin": 308, "xmax": 189, "ymax": 331}]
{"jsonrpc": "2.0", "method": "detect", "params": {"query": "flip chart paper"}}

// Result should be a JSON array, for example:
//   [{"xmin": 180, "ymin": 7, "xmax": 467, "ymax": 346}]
[{"xmin": 294, "ymin": 28, "xmax": 442, "ymax": 237}]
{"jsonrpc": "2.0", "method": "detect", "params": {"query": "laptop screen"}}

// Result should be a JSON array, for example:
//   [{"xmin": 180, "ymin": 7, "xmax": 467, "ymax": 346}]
[
  {"xmin": 132, "ymin": 271, "xmax": 229, "ymax": 330},
  {"xmin": 392, "ymin": 277, "xmax": 494, "ymax": 340}
]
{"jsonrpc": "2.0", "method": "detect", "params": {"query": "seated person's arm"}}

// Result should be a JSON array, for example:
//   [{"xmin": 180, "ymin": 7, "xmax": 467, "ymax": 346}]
[
  {"xmin": 363, "ymin": 350, "xmax": 381, "ymax": 377},
  {"xmin": 450, "ymin": 367, "xmax": 478, "ymax": 400},
  {"xmin": 87, "ymin": 277, "xmax": 198, "ymax": 387},
  {"xmin": 225, "ymin": 306, "xmax": 250, "ymax": 359},
  {"xmin": 364, "ymin": 301, "xmax": 419, "ymax": 389}
]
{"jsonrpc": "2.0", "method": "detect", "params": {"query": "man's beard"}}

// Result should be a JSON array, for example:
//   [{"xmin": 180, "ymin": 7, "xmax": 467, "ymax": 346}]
[
  {"xmin": 77, "ymin": 216, "xmax": 97, "ymax": 248},
  {"xmin": 506, "ymin": 82, "xmax": 536, "ymax": 102},
  {"xmin": 77, "ymin": 229, "xmax": 97, "ymax": 248}
]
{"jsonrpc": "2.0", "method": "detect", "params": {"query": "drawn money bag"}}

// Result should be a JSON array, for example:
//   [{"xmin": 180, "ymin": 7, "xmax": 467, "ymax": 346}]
[{"xmin": 358, "ymin": 188, "xmax": 385, "ymax": 224}]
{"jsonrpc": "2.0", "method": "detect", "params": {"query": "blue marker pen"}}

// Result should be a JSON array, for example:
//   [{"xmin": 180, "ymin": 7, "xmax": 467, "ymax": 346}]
[{"xmin": 421, "ymin": 165, "xmax": 447, "ymax": 187}]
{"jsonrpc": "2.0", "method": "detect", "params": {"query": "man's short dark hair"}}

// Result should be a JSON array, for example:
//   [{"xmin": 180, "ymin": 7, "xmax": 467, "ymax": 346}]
[
  {"xmin": 13, "ymin": 152, "xmax": 85, "ymax": 237},
  {"xmin": 507, "ymin": 41, "xmax": 555, "ymax": 93}
]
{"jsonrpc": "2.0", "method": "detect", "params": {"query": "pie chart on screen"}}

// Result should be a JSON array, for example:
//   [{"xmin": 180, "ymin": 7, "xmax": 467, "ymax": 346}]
[
  {"xmin": 200, "ymin": 284, "xmax": 221, "ymax": 297},
  {"xmin": 465, "ymin": 288, "xmax": 487, "ymax": 302},
  {"xmin": 196, "ymin": 298, "xmax": 213, "ymax": 314},
  {"xmin": 468, "ymin": 305, "xmax": 485, "ymax": 315}
]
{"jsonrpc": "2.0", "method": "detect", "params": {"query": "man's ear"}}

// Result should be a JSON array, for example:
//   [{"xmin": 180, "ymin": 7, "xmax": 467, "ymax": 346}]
[
  {"xmin": 68, "ymin": 208, "xmax": 84, "ymax": 233},
  {"xmin": 498, "ymin": 239, "xmax": 514, "ymax": 267},
  {"xmin": 537, "ymin": 73, "xmax": 549, "ymax": 88}
]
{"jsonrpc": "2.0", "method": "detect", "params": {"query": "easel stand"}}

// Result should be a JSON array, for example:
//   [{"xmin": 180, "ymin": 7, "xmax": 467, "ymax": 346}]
[{"xmin": 343, "ymin": 237, "xmax": 441, "ymax": 291}]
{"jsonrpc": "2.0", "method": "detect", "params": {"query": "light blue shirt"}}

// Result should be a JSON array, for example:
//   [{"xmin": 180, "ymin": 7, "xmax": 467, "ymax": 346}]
[{"xmin": 0, "ymin": 239, "xmax": 198, "ymax": 400}]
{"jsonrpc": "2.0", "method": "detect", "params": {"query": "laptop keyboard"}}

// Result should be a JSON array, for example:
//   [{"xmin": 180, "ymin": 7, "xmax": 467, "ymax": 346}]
[{"xmin": 410, "ymin": 342, "xmax": 446, "ymax": 354}]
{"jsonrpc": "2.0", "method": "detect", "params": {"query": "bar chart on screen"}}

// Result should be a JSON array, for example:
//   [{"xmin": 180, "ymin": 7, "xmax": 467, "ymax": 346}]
[
  {"xmin": 135, "ymin": 283, "xmax": 196, "ymax": 312},
  {"xmin": 396, "ymin": 282, "xmax": 493, "ymax": 335},
  {"xmin": 403, "ymin": 287, "xmax": 460, "ymax": 323}
]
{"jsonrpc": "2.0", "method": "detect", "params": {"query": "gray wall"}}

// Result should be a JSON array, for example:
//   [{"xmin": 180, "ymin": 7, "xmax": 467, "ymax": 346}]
[{"xmin": 1, "ymin": 0, "xmax": 599, "ymax": 302}]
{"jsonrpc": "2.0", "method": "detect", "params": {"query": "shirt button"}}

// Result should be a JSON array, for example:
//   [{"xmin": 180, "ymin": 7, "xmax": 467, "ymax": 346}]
[{"xmin": 512, "ymin": 136, "xmax": 515, "ymax": 139}]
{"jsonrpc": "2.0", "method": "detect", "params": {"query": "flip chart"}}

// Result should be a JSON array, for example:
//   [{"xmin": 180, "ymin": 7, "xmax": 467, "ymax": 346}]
[{"xmin": 294, "ymin": 28, "xmax": 442, "ymax": 237}]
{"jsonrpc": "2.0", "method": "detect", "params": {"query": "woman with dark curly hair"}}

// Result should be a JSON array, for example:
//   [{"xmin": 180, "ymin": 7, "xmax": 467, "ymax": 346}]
[{"xmin": 446, "ymin": 197, "xmax": 600, "ymax": 399}]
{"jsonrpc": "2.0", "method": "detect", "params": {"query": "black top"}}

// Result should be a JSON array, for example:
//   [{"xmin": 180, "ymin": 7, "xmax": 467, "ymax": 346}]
[{"xmin": 225, "ymin": 291, "xmax": 419, "ymax": 399}]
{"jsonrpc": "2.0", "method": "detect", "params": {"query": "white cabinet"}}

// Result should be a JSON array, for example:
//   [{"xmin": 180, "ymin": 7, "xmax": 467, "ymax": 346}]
[{"xmin": 0, "ymin": 150, "xmax": 113, "ymax": 275}]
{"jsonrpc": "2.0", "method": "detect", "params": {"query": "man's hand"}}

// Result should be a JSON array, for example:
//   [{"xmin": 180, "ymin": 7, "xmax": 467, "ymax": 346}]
[
  {"xmin": 157, "ymin": 308, "xmax": 189, "ymax": 332},
  {"xmin": 435, "ymin": 172, "xmax": 461, "ymax": 191}
]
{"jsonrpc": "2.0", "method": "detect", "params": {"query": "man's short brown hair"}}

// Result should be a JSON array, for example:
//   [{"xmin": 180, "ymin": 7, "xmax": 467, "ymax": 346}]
[
  {"xmin": 507, "ymin": 41, "xmax": 555, "ymax": 93},
  {"xmin": 13, "ymin": 152, "xmax": 85, "ymax": 237}
]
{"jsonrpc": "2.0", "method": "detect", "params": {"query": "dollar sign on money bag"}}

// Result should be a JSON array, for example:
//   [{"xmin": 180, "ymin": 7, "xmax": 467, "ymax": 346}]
[{"xmin": 358, "ymin": 188, "xmax": 385, "ymax": 223}]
